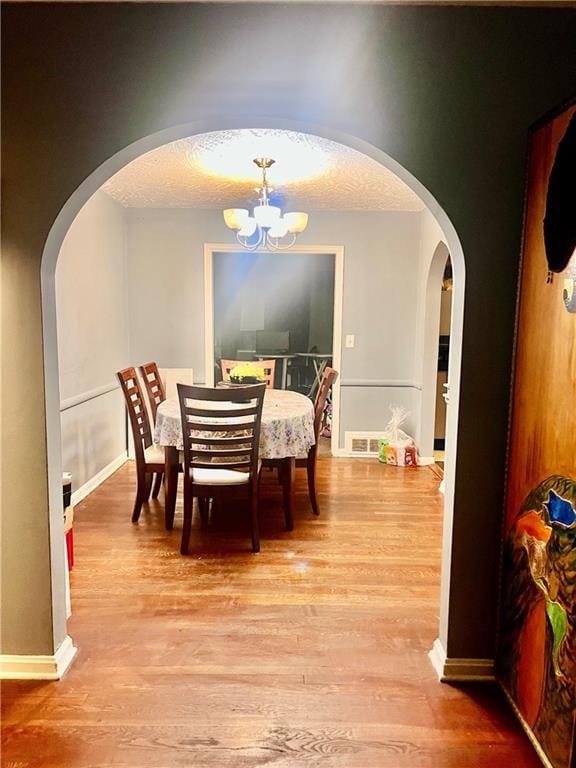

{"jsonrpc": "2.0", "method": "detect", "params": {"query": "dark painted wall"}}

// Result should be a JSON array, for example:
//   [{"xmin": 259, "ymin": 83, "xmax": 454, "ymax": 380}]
[{"xmin": 2, "ymin": 2, "xmax": 576, "ymax": 657}]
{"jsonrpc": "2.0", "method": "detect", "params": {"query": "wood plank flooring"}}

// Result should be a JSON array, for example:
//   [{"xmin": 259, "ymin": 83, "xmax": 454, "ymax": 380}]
[{"xmin": 2, "ymin": 459, "xmax": 540, "ymax": 767}]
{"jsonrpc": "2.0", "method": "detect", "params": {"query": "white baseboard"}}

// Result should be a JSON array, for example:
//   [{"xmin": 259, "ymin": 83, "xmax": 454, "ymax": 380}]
[
  {"xmin": 331, "ymin": 448, "xmax": 380, "ymax": 459},
  {"xmin": 0, "ymin": 635, "xmax": 77, "ymax": 680},
  {"xmin": 429, "ymin": 637, "xmax": 495, "ymax": 682},
  {"xmin": 331, "ymin": 449, "xmax": 437, "ymax": 465},
  {"xmin": 499, "ymin": 684, "xmax": 554, "ymax": 768},
  {"xmin": 71, "ymin": 452, "xmax": 127, "ymax": 506},
  {"xmin": 332, "ymin": 449, "xmax": 359, "ymax": 458}
]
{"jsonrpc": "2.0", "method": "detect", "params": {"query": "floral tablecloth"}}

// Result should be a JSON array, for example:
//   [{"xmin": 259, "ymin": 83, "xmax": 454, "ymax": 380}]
[{"xmin": 154, "ymin": 389, "xmax": 315, "ymax": 460}]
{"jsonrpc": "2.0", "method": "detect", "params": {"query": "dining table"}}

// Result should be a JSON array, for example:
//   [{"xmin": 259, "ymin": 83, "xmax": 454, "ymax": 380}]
[{"xmin": 154, "ymin": 388, "xmax": 316, "ymax": 531}]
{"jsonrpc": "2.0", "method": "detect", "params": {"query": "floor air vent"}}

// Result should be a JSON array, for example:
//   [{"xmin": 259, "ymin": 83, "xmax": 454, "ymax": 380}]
[{"xmin": 344, "ymin": 432, "xmax": 382, "ymax": 456}]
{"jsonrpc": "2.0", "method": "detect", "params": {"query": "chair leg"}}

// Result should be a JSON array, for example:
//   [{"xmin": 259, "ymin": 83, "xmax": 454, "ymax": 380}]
[
  {"xmin": 307, "ymin": 453, "xmax": 320, "ymax": 516},
  {"xmin": 281, "ymin": 457, "xmax": 295, "ymax": 532},
  {"xmin": 250, "ymin": 488, "xmax": 260, "ymax": 553},
  {"xmin": 132, "ymin": 489, "xmax": 144, "ymax": 523},
  {"xmin": 144, "ymin": 473, "xmax": 153, "ymax": 500},
  {"xmin": 164, "ymin": 447, "xmax": 179, "ymax": 531},
  {"xmin": 132, "ymin": 466, "xmax": 149, "ymax": 523},
  {"xmin": 181, "ymin": 483, "xmax": 194, "ymax": 555},
  {"xmin": 151, "ymin": 472, "xmax": 163, "ymax": 499},
  {"xmin": 198, "ymin": 497, "xmax": 209, "ymax": 527}
]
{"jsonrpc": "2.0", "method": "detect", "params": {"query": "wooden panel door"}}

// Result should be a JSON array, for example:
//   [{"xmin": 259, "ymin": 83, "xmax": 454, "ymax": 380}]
[{"xmin": 499, "ymin": 104, "xmax": 576, "ymax": 768}]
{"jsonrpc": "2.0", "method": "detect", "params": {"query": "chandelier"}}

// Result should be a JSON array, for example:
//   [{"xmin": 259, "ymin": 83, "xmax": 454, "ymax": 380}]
[{"xmin": 223, "ymin": 158, "xmax": 309, "ymax": 250}]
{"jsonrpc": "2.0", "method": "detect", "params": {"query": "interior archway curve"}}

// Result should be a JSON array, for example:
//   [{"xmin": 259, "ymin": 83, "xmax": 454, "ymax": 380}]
[{"xmin": 41, "ymin": 115, "xmax": 466, "ymax": 658}]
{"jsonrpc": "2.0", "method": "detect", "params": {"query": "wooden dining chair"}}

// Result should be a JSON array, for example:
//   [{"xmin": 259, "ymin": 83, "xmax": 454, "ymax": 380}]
[
  {"xmin": 220, "ymin": 359, "xmax": 276, "ymax": 389},
  {"xmin": 117, "ymin": 367, "xmax": 167, "ymax": 524},
  {"xmin": 177, "ymin": 383, "xmax": 266, "ymax": 554},
  {"xmin": 139, "ymin": 361, "xmax": 166, "ymax": 423},
  {"xmin": 263, "ymin": 367, "xmax": 338, "ymax": 517},
  {"xmin": 305, "ymin": 367, "xmax": 339, "ymax": 514},
  {"xmin": 139, "ymin": 361, "xmax": 166, "ymax": 498}
]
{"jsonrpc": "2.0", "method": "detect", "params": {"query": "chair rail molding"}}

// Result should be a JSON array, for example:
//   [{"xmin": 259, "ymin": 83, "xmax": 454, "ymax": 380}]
[
  {"xmin": 340, "ymin": 378, "xmax": 422, "ymax": 389},
  {"xmin": 60, "ymin": 380, "xmax": 119, "ymax": 412}
]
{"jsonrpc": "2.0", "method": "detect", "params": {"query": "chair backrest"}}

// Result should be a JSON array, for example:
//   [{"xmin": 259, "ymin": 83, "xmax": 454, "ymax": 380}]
[
  {"xmin": 220, "ymin": 359, "xmax": 276, "ymax": 389},
  {"xmin": 161, "ymin": 367, "xmax": 194, "ymax": 400},
  {"xmin": 177, "ymin": 384, "xmax": 266, "ymax": 483},
  {"xmin": 313, "ymin": 367, "xmax": 339, "ymax": 439},
  {"xmin": 117, "ymin": 367, "xmax": 153, "ymax": 462},
  {"xmin": 139, "ymin": 361, "xmax": 166, "ymax": 423}
]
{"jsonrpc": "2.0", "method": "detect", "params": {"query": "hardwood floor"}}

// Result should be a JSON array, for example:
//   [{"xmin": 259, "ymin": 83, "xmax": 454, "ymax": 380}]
[{"xmin": 2, "ymin": 459, "xmax": 539, "ymax": 767}]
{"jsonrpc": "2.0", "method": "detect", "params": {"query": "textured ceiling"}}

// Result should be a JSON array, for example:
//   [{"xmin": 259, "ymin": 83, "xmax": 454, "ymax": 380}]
[{"xmin": 101, "ymin": 129, "xmax": 425, "ymax": 212}]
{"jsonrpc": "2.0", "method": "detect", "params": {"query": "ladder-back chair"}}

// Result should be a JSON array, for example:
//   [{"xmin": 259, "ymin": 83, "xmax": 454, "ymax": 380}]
[
  {"xmin": 139, "ymin": 361, "xmax": 166, "ymax": 423},
  {"xmin": 117, "ymin": 367, "xmax": 167, "ymax": 525},
  {"xmin": 139, "ymin": 361, "xmax": 166, "ymax": 499},
  {"xmin": 263, "ymin": 367, "xmax": 338, "ymax": 517},
  {"xmin": 220, "ymin": 359, "xmax": 276, "ymax": 389},
  {"xmin": 177, "ymin": 383, "xmax": 266, "ymax": 554},
  {"xmin": 305, "ymin": 367, "xmax": 339, "ymax": 514}
]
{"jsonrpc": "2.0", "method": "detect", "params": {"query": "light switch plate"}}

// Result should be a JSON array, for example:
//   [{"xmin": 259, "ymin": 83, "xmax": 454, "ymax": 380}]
[{"xmin": 345, "ymin": 334, "xmax": 355, "ymax": 348}]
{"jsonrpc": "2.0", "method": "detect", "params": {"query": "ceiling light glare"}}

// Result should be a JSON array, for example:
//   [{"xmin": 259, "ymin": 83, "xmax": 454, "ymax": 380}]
[{"xmin": 194, "ymin": 129, "xmax": 330, "ymax": 184}]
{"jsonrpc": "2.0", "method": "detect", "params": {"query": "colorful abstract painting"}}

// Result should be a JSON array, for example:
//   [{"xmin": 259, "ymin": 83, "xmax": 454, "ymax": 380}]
[
  {"xmin": 500, "ymin": 477, "xmax": 576, "ymax": 767},
  {"xmin": 498, "ymin": 103, "xmax": 576, "ymax": 768}
]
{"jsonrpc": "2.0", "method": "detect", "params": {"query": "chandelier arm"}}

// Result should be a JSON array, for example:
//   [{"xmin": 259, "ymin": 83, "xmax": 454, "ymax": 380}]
[
  {"xmin": 266, "ymin": 233, "xmax": 297, "ymax": 251},
  {"xmin": 236, "ymin": 228, "xmax": 265, "ymax": 251}
]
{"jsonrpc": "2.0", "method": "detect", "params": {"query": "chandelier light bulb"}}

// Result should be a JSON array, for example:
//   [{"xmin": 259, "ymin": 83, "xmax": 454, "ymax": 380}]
[
  {"xmin": 268, "ymin": 219, "xmax": 289, "ymax": 239},
  {"xmin": 223, "ymin": 208, "xmax": 249, "ymax": 230},
  {"xmin": 284, "ymin": 212, "xmax": 309, "ymax": 234},
  {"xmin": 253, "ymin": 204, "xmax": 281, "ymax": 229},
  {"xmin": 238, "ymin": 217, "xmax": 258, "ymax": 237}
]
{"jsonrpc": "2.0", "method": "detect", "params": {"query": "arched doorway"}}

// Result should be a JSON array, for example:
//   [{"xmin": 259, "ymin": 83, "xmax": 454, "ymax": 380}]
[
  {"xmin": 419, "ymin": 241, "xmax": 451, "ymax": 461},
  {"xmin": 41, "ymin": 117, "xmax": 466, "ymax": 670}
]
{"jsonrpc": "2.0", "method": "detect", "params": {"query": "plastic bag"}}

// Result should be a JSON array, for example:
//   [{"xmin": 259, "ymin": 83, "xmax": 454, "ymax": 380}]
[
  {"xmin": 383, "ymin": 405, "xmax": 413, "ymax": 444},
  {"xmin": 378, "ymin": 406, "xmax": 418, "ymax": 467}
]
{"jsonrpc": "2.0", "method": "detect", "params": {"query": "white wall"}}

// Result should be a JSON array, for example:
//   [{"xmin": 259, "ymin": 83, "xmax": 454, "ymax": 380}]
[
  {"xmin": 56, "ymin": 200, "xmax": 445, "ymax": 477},
  {"xmin": 303, "ymin": 211, "xmax": 423, "ymax": 443},
  {"xmin": 126, "ymin": 209, "xmax": 220, "ymax": 375},
  {"xmin": 56, "ymin": 191, "xmax": 129, "ymax": 491},
  {"xmin": 125, "ymin": 207, "xmax": 428, "ymax": 448}
]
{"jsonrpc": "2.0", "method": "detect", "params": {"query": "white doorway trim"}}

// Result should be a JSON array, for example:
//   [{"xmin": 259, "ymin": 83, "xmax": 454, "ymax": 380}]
[
  {"xmin": 203, "ymin": 243, "xmax": 344, "ymax": 456},
  {"xmin": 420, "ymin": 241, "xmax": 451, "ymax": 458}
]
